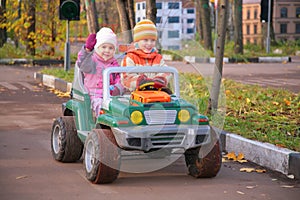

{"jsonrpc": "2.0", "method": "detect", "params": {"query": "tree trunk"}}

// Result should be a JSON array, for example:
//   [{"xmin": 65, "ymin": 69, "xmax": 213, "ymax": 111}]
[
  {"xmin": 99, "ymin": 0, "xmax": 109, "ymax": 25},
  {"xmin": 209, "ymin": 0, "xmax": 228, "ymax": 113},
  {"xmin": 0, "ymin": 0, "xmax": 7, "ymax": 47},
  {"xmin": 116, "ymin": 0, "xmax": 132, "ymax": 43},
  {"xmin": 200, "ymin": 0, "xmax": 212, "ymax": 51},
  {"xmin": 146, "ymin": 0, "xmax": 156, "ymax": 24},
  {"xmin": 233, "ymin": 0, "xmax": 243, "ymax": 54},
  {"xmin": 127, "ymin": 0, "xmax": 135, "ymax": 29},
  {"xmin": 48, "ymin": 0, "xmax": 57, "ymax": 56},
  {"xmin": 85, "ymin": 0, "xmax": 99, "ymax": 33},
  {"xmin": 25, "ymin": 0, "xmax": 36, "ymax": 55},
  {"xmin": 195, "ymin": 0, "xmax": 203, "ymax": 41}
]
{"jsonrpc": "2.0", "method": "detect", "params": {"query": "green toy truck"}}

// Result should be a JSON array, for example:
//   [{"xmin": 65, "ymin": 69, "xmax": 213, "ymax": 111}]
[{"xmin": 51, "ymin": 64, "xmax": 222, "ymax": 184}]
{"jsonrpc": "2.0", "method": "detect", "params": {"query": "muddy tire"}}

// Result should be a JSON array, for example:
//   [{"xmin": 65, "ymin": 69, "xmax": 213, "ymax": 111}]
[
  {"xmin": 184, "ymin": 127, "xmax": 222, "ymax": 178},
  {"xmin": 83, "ymin": 129, "xmax": 120, "ymax": 184},
  {"xmin": 51, "ymin": 116, "xmax": 83, "ymax": 162}
]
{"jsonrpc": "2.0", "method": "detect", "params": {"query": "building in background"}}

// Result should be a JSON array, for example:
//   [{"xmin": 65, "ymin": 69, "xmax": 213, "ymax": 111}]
[
  {"xmin": 243, "ymin": 0, "xmax": 300, "ymax": 45},
  {"xmin": 274, "ymin": 0, "xmax": 300, "ymax": 41},
  {"xmin": 242, "ymin": 0, "xmax": 263, "ymax": 45},
  {"xmin": 135, "ymin": 0, "xmax": 300, "ymax": 49},
  {"xmin": 135, "ymin": 0, "xmax": 196, "ymax": 50}
]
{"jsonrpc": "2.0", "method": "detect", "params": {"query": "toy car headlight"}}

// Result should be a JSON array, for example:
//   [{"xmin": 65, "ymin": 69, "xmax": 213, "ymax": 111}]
[
  {"xmin": 130, "ymin": 111, "xmax": 143, "ymax": 124},
  {"xmin": 178, "ymin": 109, "xmax": 190, "ymax": 123}
]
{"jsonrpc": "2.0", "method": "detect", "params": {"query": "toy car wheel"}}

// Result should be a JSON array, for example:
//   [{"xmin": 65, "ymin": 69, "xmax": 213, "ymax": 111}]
[
  {"xmin": 184, "ymin": 128, "xmax": 222, "ymax": 178},
  {"xmin": 51, "ymin": 116, "xmax": 83, "ymax": 163},
  {"xmin": 83, "ymin": 129, "xmax": 120, "ymax": 184}
]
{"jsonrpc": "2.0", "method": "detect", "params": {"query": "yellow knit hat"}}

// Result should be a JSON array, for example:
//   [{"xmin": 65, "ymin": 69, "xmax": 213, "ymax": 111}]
[{"xmin": 133, "ymin": 19, "xmax": 157, "ymax": 42}]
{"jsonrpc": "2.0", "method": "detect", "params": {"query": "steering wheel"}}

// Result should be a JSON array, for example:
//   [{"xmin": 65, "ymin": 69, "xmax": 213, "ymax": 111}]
[{"xmin": 138, "ymin": 81, "xmax": 172, "ymax": 94}]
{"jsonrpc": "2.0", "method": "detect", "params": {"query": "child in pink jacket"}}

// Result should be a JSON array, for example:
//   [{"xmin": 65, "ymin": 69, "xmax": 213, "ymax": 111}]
[{"xmin": 76, "ymin": 27, "xmax": 123, "ymax": 116}]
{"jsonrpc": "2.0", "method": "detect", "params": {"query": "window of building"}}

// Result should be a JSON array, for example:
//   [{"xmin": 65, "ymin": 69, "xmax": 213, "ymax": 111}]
[
  {"xmin": 246, "ymin": 25, "xmax": 250, "ymax": 35},
  {"xmin": 156, "ymin": 17, "xmax": 162, "ymax": 24},
  {"xmin": 254, "ymin": 9, "xmax": 258, "ymax": 19},
  {"xmin": 168, "ymin": 2, "xmax": 179, "ymax": 9},
  {"xmin": 254, "ymin": 39, "xmax": 257, "ymax": 44},
  {"xmin": 187, "ymin": 19, "xmax": 194, "ymax": 23},
  {"xmin": 247, "ymin": 10, "xmax": 250, "ymax": 19},
  {"xmin": 296, "ymin": 7, "xmax": 300, "ymax": 18},
  {"xmin": 156, "ymin": 2, "xmax": 162, "ymax": 9},
  {"xmin": 254, "ymin": 24, "xmax": 257, "ymax": 34},
  {"xmin": 168, "ymin": 16, "xmax": 180, "ymax": 23},
  {"xmin": 137, "ymin": 17, "xmax": 141, "ymax": 22},
  {"xmin": 142, "ymin": 2, "xmax": 146, "ymax": 9},
  {"xmin": 296, "ymin": 23, "xmax": 300, "ymax": 33},
  {"xmin": 168, "ymin": 30, "xmax": 180, "ymax": 38},
  {"xmin": 187, "ymin": 28, "xmax": 194, "ymax": 34},
  {"xmin": 168, "ymin": 45, "xmax": 180, "ymax": 50},
  {"xmin": 187, "ymin": 9, "xmax": 194, "ymax": 14},
  {"xmin": 137, "ymin": 3, "xmax": 140, "ymax": 10},
  {"xmin": 280, "ymin": 24, "xmax": 287, "ymax": 33},
  {"xmin": 246, "ymin": 39, "xmax": 250, "ymax": 44},
  {"xmin": 280, "ymin": 7, "xmax": 288, "ymax": 18}
]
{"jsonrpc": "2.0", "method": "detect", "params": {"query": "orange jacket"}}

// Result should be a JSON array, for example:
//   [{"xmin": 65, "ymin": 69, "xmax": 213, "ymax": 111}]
[
  {"xmin": 121, "ymin": 49, "xmax": 169, "ymax": 91},
  {"xmin": 121, "ymin": 49, "xmax": 165, "ymax": 67}
]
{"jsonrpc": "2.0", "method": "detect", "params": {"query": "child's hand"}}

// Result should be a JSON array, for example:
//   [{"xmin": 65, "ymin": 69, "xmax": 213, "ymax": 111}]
[
  {"xmin": 136, "ymin": 74, "xmax": 153, "ymax": 88},
  {"xmin": 153, "ymin": 76, "xmax": 167, "ymax": 87},
  {"xmin": 85, "ymin": 33, "xmax": 96, "ymax": 51},
  {"xmin": 110, "ymin": 85, "xmax": 120, "ymax": 96}
]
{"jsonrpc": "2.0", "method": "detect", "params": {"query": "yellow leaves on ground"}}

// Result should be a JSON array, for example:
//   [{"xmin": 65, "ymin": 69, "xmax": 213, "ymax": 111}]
[
  {"xmin": 48, "ymin": 88, "xmax": 70, "ymax": 98},
  {"xmin": 240, "ymin": 168, "xmax": 266, "ymax": 173},
  {"xmin": 246, "ymin": 98, "xmax": 251, "ymax": 104},
  {"xmin": 284, "ymin": 98, "xmax": 291, "ymax": 106},
  {"xmin": 224, "ymin": 151, "xmax": 267, "ymax": 174},
  {"xmin": 223, "ymin": 152, "xmax": 247, "ymax": 163}
]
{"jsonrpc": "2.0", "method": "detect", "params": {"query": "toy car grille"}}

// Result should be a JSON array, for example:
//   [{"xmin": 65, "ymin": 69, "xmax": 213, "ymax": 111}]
[
  {"xmin": 144, "ymin": 110, "xmax": 177, "ymax": 125},
  {"xmin": 151, "ymin": 132, "xmax": 185, "ymax": 146}
]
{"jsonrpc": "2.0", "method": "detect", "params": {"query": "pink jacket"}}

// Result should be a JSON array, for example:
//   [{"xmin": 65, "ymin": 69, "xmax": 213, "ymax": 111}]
[{"xmin": 76, "ymin": 46, "xmax": 122, "ymax": 99}]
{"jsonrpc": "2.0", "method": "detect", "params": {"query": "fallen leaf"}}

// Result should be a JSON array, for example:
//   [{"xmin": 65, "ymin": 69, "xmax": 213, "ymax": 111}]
[
  {"xmin": 240, "ymin": 168, "xmax": 255, "ymax": 173},
  {"xmin": 272, "ymin": 101, "xmax": 279, "ymax": 106},
  {"xmin": 236, "ymin": 191, "xmax": 245, "ymax": 195},
  {"xmin": 237, "ymin": 159, "xmax": 248, "ymax": 163},
  {"xmin": 246, "ymin": 98, "xmax": 251, "ymax": 104},
  {"xmin": 255, "ymin": 169, "xmax": 266, "ymax": 173},
  {"xmin": 225, "ymin": 90, "xmax": 231, "ymax": 95},
  {"xmin": 280, "ymin": 185, "xmax": 294, "ymax": 188},
  {"xmin": 284, "ymin": 99, "xmax": 291, "ymax": 106},
  {"xmin": 237, "ymin": 152, "xmax": 244, "ymax": 160},
  {"xmin": 287, "ymin": 175, "xmax": 294, "ymax": 179},
  {"xmin": 16, "ymin": 175, "xmax": 28, "ymax": 180},
  {"xmin": 246, "ymin": 185, "xmax": 257, "ymax": 189},
  {"xmin": 225, "ymin": 152, "xmax": 237, "ymax": 161}
]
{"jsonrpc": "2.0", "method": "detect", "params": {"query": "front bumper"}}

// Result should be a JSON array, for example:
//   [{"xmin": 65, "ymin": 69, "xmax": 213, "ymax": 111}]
[{"xmin": 111, "ymin": 124, "xmax": 211, "ymax": 152}]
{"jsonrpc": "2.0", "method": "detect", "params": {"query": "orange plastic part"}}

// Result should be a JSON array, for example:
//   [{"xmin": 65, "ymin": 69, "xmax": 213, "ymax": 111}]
[{"xmin": 131, "ymin": 91, "xmax": 171, "ymax": 103}]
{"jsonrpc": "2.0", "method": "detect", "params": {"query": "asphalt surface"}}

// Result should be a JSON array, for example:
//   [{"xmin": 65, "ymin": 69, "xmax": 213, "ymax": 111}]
[{"xmin": 0, "ymin": 64, "xmax": 300, "ymax": 199}]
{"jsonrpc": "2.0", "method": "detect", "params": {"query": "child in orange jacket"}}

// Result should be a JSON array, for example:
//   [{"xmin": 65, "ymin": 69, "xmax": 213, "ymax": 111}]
[{"xmin": 121, "ymin": 19, "xmax": 169, "ymax": 92}]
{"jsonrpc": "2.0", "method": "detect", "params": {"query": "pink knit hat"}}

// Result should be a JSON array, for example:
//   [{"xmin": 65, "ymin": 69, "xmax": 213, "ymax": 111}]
[{"xmin": 94, "ymin": 27, "xmax": 117, "ymax": 50}]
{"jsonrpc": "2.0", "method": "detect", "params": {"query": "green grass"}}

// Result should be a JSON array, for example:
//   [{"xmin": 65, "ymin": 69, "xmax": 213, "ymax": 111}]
[
  {"xmin": 40, "ymin": 68, "xmax": 300, "ymax": 151},
  {"xmin": 41, "ymin": 67, "xmax": 74, "ymax": 83}
]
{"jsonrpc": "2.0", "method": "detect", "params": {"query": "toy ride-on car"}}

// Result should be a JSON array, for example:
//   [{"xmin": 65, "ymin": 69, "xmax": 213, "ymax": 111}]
[{"xmin": 51, "ymin": 65, "xmax": 222, "ymax": 184}]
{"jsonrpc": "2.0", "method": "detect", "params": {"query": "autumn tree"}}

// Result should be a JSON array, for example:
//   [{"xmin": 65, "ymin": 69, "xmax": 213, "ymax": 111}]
[
  {"xmin": 233, "ymin": 0, "xmax": 243, "ymax": 54},
  {"xmin": 210, "ymin": 0, "xmax": 228, "ymax": 112},
  {"xmin": 146, "ymin": 0, "xmax": 156, "ymax": 24},
  {"xmin": 24, "ymin": 0, "xmax": 36, "ymax": 55},
  {"xmin": 195, "ymin": 0, "xmax": 203, "ymax": 41},
  {"xmin": 199, "ymin": 0, "xmax": 213, "ymax": 51},
  {"xmin": 0, "ymin": 0, "xmax": 7, "ymax": 47},
  {"xmin": 116, "ymin": 0, "xmax": 135, "ymax": 42},
  {"xmin": 84, "ymin": 0, "xmax": 99, "ymax": 33}
]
